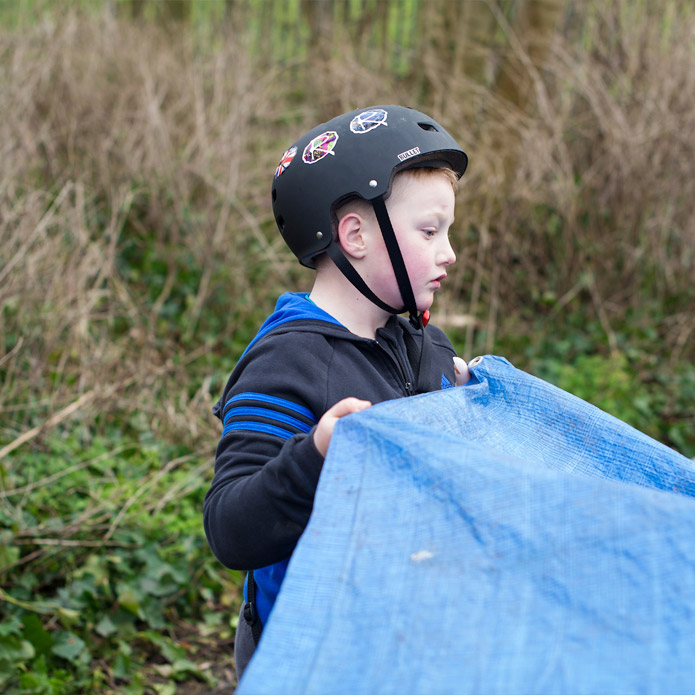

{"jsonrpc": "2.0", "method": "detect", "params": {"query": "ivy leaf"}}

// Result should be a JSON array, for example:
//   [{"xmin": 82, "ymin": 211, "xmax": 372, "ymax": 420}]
[
  {"xmin": 117, "ymin": 585, "xmax": 143, "ymax": 618},
  {"xmin": 141, "ymin": 631, "xmax": 185, "ymax": 663},
  {"xmin": 153, "ymin": 683, "xmax": 177, "ymax": 695},
  {"xmin": 141, "ymin": 576, "xmax": 179, "ymax": 597},
  {"xmin": 21, "ymin": 614, "xmax": 53, "ymax": 657},
  {"xmin": 113, "ymin": 650, "xmax": 132, "ymax": 681},
  {"xmin": 0, "ymin": 544, "xmax": 20, "ymax": 572},
  {"xmin": 95, "ymin": 615, "xmax": 118, "ymax": 638},
  {"xmin": 0, "ymin": 634, "xmax": 35, "ymax": 662},
  {"xmin": 51, "ymin": 631, "xmax": 87, "ymax": 664},
  {"xmin": 0, "ymin": 615, "xmax": 22, "ymax": 637},
  {"xmin": 172, "ymin": 658, "xmax": 203, "ymax": 676},
  {"xmin": 172, "ymin": 659, "xmax": 216, "ymax": 686}
]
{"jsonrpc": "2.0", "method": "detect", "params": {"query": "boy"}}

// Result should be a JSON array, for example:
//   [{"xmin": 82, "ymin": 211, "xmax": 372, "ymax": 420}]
[{"xmin": 204, "ymin": 105, "xmax": 469, "ymax": 677}]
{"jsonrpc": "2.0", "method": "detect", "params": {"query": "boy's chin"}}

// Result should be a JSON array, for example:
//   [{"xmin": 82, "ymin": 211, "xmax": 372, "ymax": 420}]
[{"xmin": 417, "ymin": 296, "xmax": 435, "ymax": 313}]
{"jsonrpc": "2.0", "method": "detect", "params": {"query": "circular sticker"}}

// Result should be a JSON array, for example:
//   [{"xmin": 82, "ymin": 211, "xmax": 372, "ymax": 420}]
[
  {"xmin": 302, "ymin": 131, "xmax": 339, "ymax": 164},
  {"xmin": 350, "ymin": 108, "xmax": 389, "ymax": 134},
  {"xmin": 274, "ymin": 146, "xmax": 297, "ymax": 178}
]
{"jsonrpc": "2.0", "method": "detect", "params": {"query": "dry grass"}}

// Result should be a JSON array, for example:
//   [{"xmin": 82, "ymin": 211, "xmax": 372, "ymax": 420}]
[
  {"xmin": 433, "ymin": 1, "xmax": 695, "ymax": 354},
  {"xmin": 1, "ymin": 0, "xmax": 693, "ymax": 463},
  {"xmin": 0, "ymin": 3, "xmax": 692, "ymax": 687},
  {"xmin": 2, "ymin": 13, "xmax": 273, "ymax": 451}
]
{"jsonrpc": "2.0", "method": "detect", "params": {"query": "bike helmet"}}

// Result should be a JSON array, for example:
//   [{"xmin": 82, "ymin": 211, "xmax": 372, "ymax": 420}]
[{"xmin": 271, "ymin": 105, "xmax": 468, "ymax": 326}]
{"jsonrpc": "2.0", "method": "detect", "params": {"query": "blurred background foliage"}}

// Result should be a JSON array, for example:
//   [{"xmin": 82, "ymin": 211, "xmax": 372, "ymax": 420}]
[{"xmin": 1, "ymin": 0, "xmax": 693, "ymax": 692}]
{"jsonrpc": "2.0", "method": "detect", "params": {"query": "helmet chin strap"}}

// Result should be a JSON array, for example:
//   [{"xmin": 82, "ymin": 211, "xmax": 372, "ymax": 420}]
[
  {"xmin": 325, "ymin": 195, "xmax": 426, "ymax": 329},
  {"xmin": 372, "ymin": 195, "xmax": 433, "ymax": 393},
  {"xmin": 326, "ymin": 197, "xmax": 433, "ymax": 393},
  {"xmin": 370, "ymin": 196, "xmax": 425, "ymax": 329},
  {"xmin": 325, "ymin": 243, "xmax": 402, "ymax": 315}
]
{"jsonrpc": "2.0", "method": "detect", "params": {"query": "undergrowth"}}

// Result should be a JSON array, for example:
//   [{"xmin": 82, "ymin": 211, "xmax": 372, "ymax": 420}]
[{"xmin": 1, "ymin": 1, "xmax": 694, "ymax": 692}]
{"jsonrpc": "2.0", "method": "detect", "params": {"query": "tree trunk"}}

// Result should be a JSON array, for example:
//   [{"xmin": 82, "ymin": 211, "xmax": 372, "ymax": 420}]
[
  {"xmin": 493, "ymin": 0, "xmax": 566, "ymax": 180},
  {"xmin": 494, "ymin": 0, "xmax": 566, "ymax": 111},
  {"xmin": 458, "ymin": 1, "xmax": 499, "ymax": 86}
]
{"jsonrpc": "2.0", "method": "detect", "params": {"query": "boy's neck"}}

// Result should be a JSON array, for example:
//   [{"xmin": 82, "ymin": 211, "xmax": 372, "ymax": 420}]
[{"xmin": 309, "ymin": 271, "xmax": 390, "ymax": 340}]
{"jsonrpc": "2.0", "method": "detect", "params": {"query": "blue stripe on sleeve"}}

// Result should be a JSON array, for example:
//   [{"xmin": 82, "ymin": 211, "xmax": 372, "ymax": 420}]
[
  {"xmin": 224, "ymin": 392, "xmax": 317, "ymax": 422},
  {"xmin": 223, "ymin": 406, "xmax": 313, "ymax": 434}
]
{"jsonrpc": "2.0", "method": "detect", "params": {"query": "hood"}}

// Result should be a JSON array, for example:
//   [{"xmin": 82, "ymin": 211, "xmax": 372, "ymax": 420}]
[
  {"xmin": 212, "ymin": 293, "xmax": 348, "ymax": 420},
  {"xmin": 241, "ymin": 292, "xmax": 346, "ymax": 359}
]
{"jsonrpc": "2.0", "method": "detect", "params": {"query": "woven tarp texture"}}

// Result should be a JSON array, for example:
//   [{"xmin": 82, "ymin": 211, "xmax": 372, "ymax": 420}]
[{"xmin": 238, "ymin": 355, "xmax": 695, "ymax": 695}]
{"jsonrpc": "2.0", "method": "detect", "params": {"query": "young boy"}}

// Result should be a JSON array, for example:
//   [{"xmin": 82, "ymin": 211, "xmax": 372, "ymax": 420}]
[{"xmin": 203, "ymin": 105, "xmax": 469, "ymax": 678}]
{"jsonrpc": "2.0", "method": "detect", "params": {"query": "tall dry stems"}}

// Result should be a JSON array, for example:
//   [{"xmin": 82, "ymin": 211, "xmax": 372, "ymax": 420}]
[
  {"xmin": 432, "ymin": 0, "xmax": 695, "ymax": 353},
  {"xmin": 1, "ymin": 0, "xmax": 693, "ymax": 459},
  {"xmin": 1, "ymin": 11, "xmax": 287, "ymax": 452}
]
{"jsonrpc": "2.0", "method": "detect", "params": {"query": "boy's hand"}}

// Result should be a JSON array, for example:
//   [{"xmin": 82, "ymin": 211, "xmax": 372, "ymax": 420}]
[
  {"xmin": 313, "ymin": 397, "xmax": 372, "ymax": 458},
  {"xmin": 453, "ymin": 356, "xmax": 471, "ymax": 386}
]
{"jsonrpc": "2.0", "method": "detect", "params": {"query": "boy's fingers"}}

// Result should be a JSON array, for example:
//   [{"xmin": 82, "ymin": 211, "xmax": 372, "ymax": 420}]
[
  {"xmin": 329, "ymin": 397, "xmax": 372, "ymax": 418},
  {"xmin": 313, "ymin": 398, "xmax": 372, "ymax": 457}
]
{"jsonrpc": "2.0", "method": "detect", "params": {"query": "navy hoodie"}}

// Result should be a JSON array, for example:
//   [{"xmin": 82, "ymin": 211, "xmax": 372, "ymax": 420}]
[{"xmin": 204, "ymin": 292, "xmax": 458, "ymax": 627}]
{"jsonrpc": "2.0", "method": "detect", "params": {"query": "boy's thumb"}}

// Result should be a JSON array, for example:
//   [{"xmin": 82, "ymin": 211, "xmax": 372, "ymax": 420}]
[{"xmin": 453, "ymin": 356, "xmax": 471, "ymax": 386}]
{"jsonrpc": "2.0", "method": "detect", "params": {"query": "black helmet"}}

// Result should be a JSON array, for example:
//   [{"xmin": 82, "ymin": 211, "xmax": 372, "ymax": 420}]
[{"xmin": 272, "ymin": 105, "xmax": 467, "ymax": 268}]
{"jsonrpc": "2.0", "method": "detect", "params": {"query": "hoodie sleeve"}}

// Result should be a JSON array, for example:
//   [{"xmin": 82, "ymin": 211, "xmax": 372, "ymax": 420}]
[{"xmin": 203, "ymin": 331, "xmax": 330, "ymax": 571}]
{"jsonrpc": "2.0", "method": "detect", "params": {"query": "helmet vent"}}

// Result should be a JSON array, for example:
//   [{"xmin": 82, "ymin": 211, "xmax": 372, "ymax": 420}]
[
  {"xmin": 272, "ymin": 188, "xmax": 277, "ymax": 202},
  {"xmin": 277, "ymin": 215, "xmax": 285, "ymax": 232},
  {"xmin": 418, "ymin": 122, "xmax": 439, "ymax": 132}
]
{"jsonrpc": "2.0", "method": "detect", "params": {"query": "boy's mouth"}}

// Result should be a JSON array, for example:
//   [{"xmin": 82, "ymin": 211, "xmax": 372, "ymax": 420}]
[{"xmin": 431, "ymin": 274, "xmax": 447, "ymax": 289}]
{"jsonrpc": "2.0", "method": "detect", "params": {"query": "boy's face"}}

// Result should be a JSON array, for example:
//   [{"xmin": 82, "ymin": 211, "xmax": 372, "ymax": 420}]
[{"xmin": 363, "ymin": 171, "xmax": 456, "ymax": 313}]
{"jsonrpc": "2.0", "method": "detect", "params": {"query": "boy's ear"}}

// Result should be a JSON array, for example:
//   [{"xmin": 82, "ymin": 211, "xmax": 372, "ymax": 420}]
[{"xmin": 337, "ymin": 212, "xmax": 368, "ymax": 260}]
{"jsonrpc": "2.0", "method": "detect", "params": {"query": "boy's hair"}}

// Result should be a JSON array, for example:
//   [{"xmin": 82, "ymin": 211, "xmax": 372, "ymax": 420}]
[{"xmin": 334, "ymin": 166, "xmax": 459, "ymax": 226}]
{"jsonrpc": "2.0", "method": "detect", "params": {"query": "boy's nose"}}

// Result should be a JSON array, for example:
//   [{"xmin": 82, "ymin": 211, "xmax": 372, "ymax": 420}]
[{"xmin": 438, "ymin": 238, "xmax": 456, "ymax": 266}]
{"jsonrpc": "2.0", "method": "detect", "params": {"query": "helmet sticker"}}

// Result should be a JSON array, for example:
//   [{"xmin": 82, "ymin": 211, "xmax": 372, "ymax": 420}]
[
  {"xmin": 302, "ymin": 131, "xmax": 339, "ymax": 164},
  {"xmin": 397, "ymin": 146, "xmax": 421, "ymax": 162},
  {"xmin": 274, "ymin": 146, "xmax": 297, "ymax": 178},
  {"xmin": 350, "ymin": 108, "xmax": 388, "ymax": 134}
]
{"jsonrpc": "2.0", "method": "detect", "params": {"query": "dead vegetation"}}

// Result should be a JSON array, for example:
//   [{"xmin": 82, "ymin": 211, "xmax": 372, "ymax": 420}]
[{"xmin": 0, "ymin": 0, "xmax": 693, "ymax": 689}]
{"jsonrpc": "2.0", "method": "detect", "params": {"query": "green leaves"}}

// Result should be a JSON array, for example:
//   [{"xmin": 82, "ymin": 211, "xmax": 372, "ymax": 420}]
[
  {"xmin": 516, "ymin": 321, "xmax": 695, "ymax": 459},
  {"xmin": 51, "ymin": 632, "xmax": 88, "ymax": 664},
  {"xmin": 21, "ymin": 615, "xmax": 53, "ymax": 658},
  {"xmin": 0, "ymin": 617, "xmax": 89, "ymax": 693},
  {"xmin": 0, "ymin": 432, "xmax": 238, "ymax": 694},
  {"xmin": 0, "ymin": 544, "xmax": 19, "ymax": 573},
  {"xmin": 0, "ymin": 634, "xmax": 35, "ymax": 667},
  {"xmin": 141, "ymin": 631, "xmax": 216, "ymax": 685}
]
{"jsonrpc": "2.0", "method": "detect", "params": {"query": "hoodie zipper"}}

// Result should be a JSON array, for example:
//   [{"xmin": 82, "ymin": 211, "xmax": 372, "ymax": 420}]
[{"xmin": 374, "ymin": 339, "xmax": 414, "ymax": 396}]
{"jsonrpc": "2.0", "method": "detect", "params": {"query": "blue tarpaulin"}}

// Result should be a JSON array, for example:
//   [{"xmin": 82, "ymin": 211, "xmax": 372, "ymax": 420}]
[{"xmin": 238, "ymin": 355, "xmax": 695, "ymax": 695}]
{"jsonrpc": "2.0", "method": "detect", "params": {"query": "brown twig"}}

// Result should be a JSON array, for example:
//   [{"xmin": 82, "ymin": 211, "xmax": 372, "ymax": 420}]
[
  {"xmin": 0, "ymin": 389, "xmax": 98, "ymax": 464},
  {"xmin": 0, "ymin": 444, "xmax": 135, "ymax": 498}
]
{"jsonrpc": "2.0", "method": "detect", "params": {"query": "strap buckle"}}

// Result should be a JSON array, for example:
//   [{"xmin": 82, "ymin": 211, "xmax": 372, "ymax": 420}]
[
  {"xmin": 243, "ymin": 601, "xmax": 257, "ymax": 626},
  {"xmin": 409, "ymin": 310, "xmax": 429, "ymax": 329}
]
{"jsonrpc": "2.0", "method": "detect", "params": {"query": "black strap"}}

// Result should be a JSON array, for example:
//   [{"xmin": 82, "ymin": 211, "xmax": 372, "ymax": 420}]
[
  {"xmin": 326, "ymin": 195, "xmax": 426, "ymax": 329},
  {"xmin": 371, "ymin": 196, "xmax": 420, "ymax": 327},
  {"xmin": 417, "ymin": 325, "xmax": 433, "ymax": 392},
  {"xmin": 243, "ymin": 570, "xmax": 263, "ymax": 646},
  {"xmin": 326, "ymin": 244, "xmax": 402, "ymax": 315}
]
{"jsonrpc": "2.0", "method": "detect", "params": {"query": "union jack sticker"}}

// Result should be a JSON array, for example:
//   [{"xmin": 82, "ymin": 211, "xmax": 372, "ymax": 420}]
[
  {"xmin": 350, "ymin": 108, "xmax": 388, "ymax": 134},
  {"xmin": 302, "ymin": 131, "xmax": 339, "ymax": 164},
  {"xmin": 274, "ymin": 146, "xmax": 297, "ymax": 178}
]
